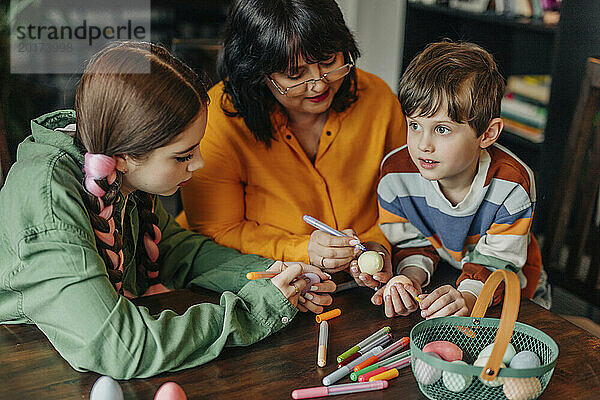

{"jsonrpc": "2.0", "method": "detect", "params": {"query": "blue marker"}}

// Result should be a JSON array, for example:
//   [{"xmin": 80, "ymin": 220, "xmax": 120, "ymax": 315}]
[{"xmin": 303, "ymin": 215, "xmax": 367, "ymax": 251}]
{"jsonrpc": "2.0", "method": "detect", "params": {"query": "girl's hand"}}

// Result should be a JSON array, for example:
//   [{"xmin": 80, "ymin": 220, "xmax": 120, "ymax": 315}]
[
  {"xmin": 269, "ymin": 261, "xmax": 336, "ymax": 314},
  {"xmin": 348, "ymin": 242, "xmax": 393, "ymax": 290},
  {"xmin": 371, "ymin": 276, "xmax": 422, "ymax": 318},
  {"xmin": 418, "ymin": 285, "xmax": 476, "ymax": 319},
  {"xmin": 308, "ymin": 229, "xmax": 361, "ymax": 274}
]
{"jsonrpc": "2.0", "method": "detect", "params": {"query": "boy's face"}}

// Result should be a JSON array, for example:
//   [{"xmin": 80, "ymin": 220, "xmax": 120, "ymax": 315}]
[{"xmin": 406, "ymin": 105, "xmax": 487, "ymax": 193}]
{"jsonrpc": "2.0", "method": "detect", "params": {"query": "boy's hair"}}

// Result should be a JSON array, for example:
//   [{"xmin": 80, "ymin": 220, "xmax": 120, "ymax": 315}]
[
  {"xmin": 398, "ymin": 40, "xmax": 505, "ymax": 137},
  {"xmin": 75, "ymin": 41, "xmax": 208, "ymax": 294},
  {"xmin": 218, "ymin": 0, "xmax": 360, "ymax": 146}
]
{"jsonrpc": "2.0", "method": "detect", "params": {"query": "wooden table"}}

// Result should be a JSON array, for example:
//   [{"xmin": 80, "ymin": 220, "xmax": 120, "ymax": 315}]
[{"xmin": 1, "ymin": 283, "xmax": 599, "ymax": 399}]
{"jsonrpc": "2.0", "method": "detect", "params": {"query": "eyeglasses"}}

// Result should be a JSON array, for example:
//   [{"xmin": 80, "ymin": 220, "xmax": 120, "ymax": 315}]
[{"xmin": 268, "ymin": 53, "xmax": 355, "ymax": 97}]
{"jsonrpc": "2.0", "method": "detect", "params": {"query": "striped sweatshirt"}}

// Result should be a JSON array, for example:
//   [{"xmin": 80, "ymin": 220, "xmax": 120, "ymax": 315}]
[{"xmin": 377, "ymin": 144, "xmax": 541, "ymax": 304}]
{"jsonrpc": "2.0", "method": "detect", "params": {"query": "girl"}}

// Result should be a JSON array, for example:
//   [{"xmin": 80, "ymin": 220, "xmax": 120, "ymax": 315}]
[{"xmin": 0, "ymin": 41, "xmax": 334, "ymax": 379}]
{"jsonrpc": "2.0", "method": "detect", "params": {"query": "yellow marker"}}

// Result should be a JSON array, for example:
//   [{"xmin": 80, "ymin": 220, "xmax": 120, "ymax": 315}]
[
  {"xmin": 369, "ymin": 368, "xmax": 399, "ymax": 382},
  {"xmin": 246, "ymin": 271, "xmax": 279, "ymax": 280},
  {"xmin": 317, "ymin": 321, "xmax": 328, "ymax": 367},
  {"xmin": 315, "ymin": 308, "xmax": 341, "ymax": 323}
]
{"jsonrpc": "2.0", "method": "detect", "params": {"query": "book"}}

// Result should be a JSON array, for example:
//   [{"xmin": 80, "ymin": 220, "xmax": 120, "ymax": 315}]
[
  {"xmin": 501, "ymin": 93, "xmax": 548, "ymax": 128},
  {"xmin": 506, "ymin": 75, "xmax": 551, "ymax": 104},
  {"xmin": 502, "ymin": 117, "xmax": 545, "ymax": 143}
]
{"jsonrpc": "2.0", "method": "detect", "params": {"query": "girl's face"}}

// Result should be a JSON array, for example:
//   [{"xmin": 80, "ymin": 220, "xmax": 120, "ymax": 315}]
[
  {"xmin": 118, "ymin": 109, "xmax": 207, "ymax": 196},
  {"xmin": 267, "ymin": 52, "xmax": 346, "ymax": 117}
]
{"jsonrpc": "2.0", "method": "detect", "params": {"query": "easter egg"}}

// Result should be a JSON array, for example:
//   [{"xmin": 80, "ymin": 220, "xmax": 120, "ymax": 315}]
[
  {"xmin": 414, "ymin": 352, "xmax": 442, "ymax": 385},
  {"xmin": 383, "ymin": 275, "xmax": 414, "ymax": 297},
  {"xmin": 357, "ymin": 251, "xmax": 383, "ymax": 275},
  {"xmin": 478, "ymin": 342, "xmax": 516, "ymax": 365},
  {"xmin": 90, "ymin": 376, "xmax": 124, "ymax": 400},
  {"xmin": 442, "ymin": 360, "xmax": 473, "ymax": 392},
  {"xmin": 474, "ymin": 356, "xmax": 506, "ymax": 387},
  {"xmin": 503, "ymin": 377, "xmax": 541, "ymax": 400},
  {"xmin": 509, "ymin": 351, "xmax": 541, "ymax": 369},
  {"xmin": 154, "ymin": 382, "xmax": 187, "ymax": 400},
  {"xmin": 422, "ymin": 341, "xmax": 463, "ymax": 362},
  {"xmin": 299, "ymin": 272, "xmax": 321, "ymax": 294}
]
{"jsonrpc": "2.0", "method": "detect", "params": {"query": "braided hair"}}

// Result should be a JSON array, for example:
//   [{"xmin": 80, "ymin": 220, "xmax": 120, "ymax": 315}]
[{"xmin": 76, "ymin": 42, "xmax": 208, "ymax": 296}]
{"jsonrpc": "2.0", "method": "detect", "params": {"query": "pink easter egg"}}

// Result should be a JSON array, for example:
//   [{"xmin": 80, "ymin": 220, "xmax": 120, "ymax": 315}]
[
  {"xmin": 154, "ymin": 382, "xmax": 187, "ymax": 400},
  {"xmin": 422, "ymin": 341, "xmax": 463, "ymax": 362}
]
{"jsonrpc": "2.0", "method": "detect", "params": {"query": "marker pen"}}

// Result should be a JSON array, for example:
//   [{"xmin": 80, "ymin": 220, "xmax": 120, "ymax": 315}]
[
  {"xmin": 246, "ymin": 271, "xmax": 279, "ymax": 280},
  {"xmin": 291, "ymin": 381, "xmax": 388, "ymax": 399},
  {"xmin": 302, "ymin": 215, "xmax": 368, "ymax": 251},
  {"xmin": 317, "ymin": 321, "xmax": 328, "ymax": 367},
  {"xmin": 336, "ymin": 326, "xmax": 391, "ymax": 363}
]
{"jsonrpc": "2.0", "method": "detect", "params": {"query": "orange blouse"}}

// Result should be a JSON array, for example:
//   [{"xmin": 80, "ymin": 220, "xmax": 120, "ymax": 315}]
[{"xmin": 178, "ymin": 68, "xmax": 407, "ymax": 262}]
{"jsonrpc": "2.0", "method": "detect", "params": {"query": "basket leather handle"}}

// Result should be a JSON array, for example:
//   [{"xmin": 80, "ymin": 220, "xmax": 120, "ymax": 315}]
[{"xmin": 470, "ymin": 269, "xmax": 521, "ymax": 381}]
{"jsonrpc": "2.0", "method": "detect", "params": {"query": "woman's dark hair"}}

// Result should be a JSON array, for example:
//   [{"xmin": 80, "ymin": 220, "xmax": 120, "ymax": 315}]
[{"xmin": 218, "ymin": 0, "xmax": 360, "ymax": 145}]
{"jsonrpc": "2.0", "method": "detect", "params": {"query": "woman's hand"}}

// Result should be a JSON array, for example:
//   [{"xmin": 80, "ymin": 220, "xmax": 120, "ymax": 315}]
[
  {"xmin": 371, "ymin": 275, "xmax": 422, "ymax": 318},
  {"xmin": 418, "ymin": 285, "xmax": 476, "ymax": 319},
  {"xmin": 348, "ymin": 242, "xmax": 393, "ymax": 290},
  {"xmin": 268, "ymin": 261, "xmax": 336, "ymax": 314},
  {"xmin": 308, "ymin": 229, "xmax": 361, "ymax": 274}
]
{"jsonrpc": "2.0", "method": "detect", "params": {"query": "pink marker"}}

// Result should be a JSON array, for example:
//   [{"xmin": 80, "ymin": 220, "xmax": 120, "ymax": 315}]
[{"xmin": 291, "ymin": 381, "xmax": 388, "ymax": 399}]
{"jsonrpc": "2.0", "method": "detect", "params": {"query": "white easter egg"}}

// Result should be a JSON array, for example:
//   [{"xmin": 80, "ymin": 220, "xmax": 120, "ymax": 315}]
[
  {"xmin": 299, "ymin": 272, "xmax": 321, "ymax": 294},
  {"xmin": 474, "ymin": 356, "xmax": 506, "ymax": 387},
  {"xmin": 383, "ymin": 275, "xmax": 414, "ymax": 297},
  {"xmin": 154, "ymin": 382, "xmax": 187, "ymax": 400},
  {"xmin": 503, "ymin": 377, "xmax": 542, "ymax": 400},
  {"xmin": 478, "ymin": 342, "xmax": 516, "ymax": 365},
  {"xmin": 414, "ymin": 352, "xmax": 442, "ymax": 385},
  {"xmin": 357, "ymin": 251, "xmax": 383, "ymax": 275},
  {"xmin": 442, "ymin": 360, "xmax": 473, "ymax": 392},
  {"xmin": 509, "ymin": 351, "xmax": 541, "ymax": 369},
  {"xmin": 90, "ymin": 376, "xmax": 124, "ymax": 400}
]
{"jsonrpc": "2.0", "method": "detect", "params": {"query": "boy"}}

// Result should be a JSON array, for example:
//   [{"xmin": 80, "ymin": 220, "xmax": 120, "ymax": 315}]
[{"xmin": 371, "ymin": 41, "xmax": 550, "ymax": 318}]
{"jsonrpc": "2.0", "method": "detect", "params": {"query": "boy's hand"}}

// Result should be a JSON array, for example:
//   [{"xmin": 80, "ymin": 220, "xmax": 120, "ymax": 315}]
[
  {"xmin": 418, "ymin": 285, "xmax": 476, "ymax": 319},
  {"xmin": 371, "ymin": 275, "xmax": 422, "ymax": 318},
  {"xmin": 268, "ymin": 261, "xmax": 336, "ymax": 314},
  {"xmin": 308, "ymin": 229, "xmax": 361, "ymax": 274},
  {"xmin": 348, "ymin": 242, "xmax": 393, "ymax": 290}
]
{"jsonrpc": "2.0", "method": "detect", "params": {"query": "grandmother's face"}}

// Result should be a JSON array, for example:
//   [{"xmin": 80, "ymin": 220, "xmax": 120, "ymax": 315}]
[{"xmin": 267, "ymin": 52, "xmax": 346, "ymax": 117}]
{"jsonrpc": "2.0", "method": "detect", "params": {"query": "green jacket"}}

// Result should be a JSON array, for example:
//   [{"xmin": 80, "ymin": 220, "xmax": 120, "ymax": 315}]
[{"xmin": 0, "ymin": 110, "xmax": 297, "ymax": 379}]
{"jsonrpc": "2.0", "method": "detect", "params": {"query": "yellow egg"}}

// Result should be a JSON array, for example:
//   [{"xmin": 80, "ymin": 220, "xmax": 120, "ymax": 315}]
[
  {"xmin": 357, "ymin": 251, "xmax": 383, "ymax": 275},
  {"xmin": 503, "ymin": 377, "xmax": 541, "ymax": 400}
]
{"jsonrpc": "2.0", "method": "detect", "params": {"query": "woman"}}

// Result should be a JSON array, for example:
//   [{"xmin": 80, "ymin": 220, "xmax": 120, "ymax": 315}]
[{"xmin": 179, "ymin": 0, "xmax": 406, "ymax": 288}]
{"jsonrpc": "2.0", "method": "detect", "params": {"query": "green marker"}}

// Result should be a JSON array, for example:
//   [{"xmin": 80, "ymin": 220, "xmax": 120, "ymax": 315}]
[
  {"xmin": 350, "ymin": 364, "xmax": 380, "ymax": 381},
  {"xmin": 336, "ymin": 326, "xmax": 391, "ymax": 363}
]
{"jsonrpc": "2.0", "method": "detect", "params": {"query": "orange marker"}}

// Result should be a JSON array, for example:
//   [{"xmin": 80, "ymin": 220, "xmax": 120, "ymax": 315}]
[
  {"xmin": 369, "ymin": 368, "xmax": 399, "ymax": 382},
  {"xmin": 246, "ymin": 271, "xmax": 279, "ymax": 280},
  {"xmin": 315, "ymin": 308, "xmax": 341, "ymax": 323}
]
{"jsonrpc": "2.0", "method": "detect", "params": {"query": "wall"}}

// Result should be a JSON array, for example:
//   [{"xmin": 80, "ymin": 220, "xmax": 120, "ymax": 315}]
[{"xmin": 337, "ymin": 0, "xmax": 405, "ymax": 93}]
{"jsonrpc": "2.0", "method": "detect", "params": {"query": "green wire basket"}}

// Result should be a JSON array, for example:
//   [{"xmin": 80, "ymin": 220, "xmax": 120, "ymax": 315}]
[{"xmin": 409, "ymin": 269, "xmax": 559, "ymax": 400}]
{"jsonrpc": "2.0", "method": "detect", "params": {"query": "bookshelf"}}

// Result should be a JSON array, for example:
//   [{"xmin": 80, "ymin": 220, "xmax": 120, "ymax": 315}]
[{"xmin": 401, "ymin": 0, "xmax": 600, "ymax": 233}]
